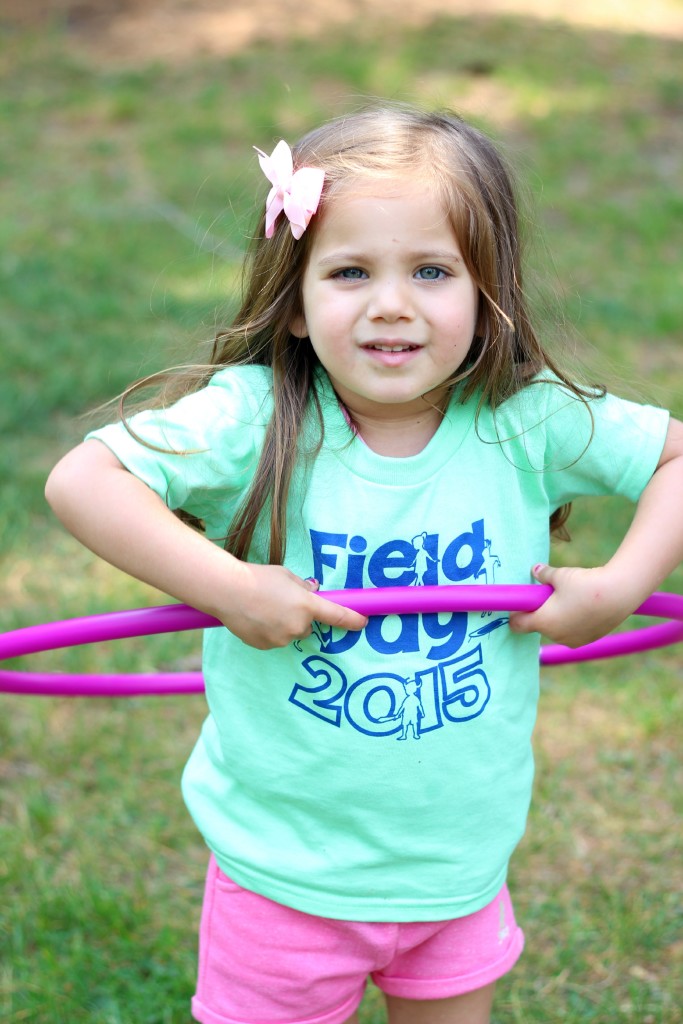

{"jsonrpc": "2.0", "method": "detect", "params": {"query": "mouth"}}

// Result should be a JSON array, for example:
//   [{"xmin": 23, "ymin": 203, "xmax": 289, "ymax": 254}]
[{"xmin": 361, "ymin": 342, "xmax": 420, "ymax": 353}]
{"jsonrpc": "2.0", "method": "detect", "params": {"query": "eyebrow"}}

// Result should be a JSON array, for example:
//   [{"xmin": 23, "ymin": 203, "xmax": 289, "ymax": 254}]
[{"xmin": 315, "ymin": 249, "xmax": 464, "ymax": 267}]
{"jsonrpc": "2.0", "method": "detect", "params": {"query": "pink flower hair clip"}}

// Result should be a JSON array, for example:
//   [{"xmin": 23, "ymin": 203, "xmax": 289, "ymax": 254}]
[{"xmin": 254, "ymin": 140, "xmax": 325, "ymax": 240}]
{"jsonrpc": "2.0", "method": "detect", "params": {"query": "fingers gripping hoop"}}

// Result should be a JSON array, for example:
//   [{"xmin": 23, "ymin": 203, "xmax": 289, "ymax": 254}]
[{"xmin": 1, "ymin": 585, "xmax": 682, "ymax": 698}]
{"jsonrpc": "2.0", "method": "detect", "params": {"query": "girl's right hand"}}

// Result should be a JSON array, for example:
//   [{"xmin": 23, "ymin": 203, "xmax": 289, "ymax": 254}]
[{"xmin": 217, "ymin": 563, "xmax": 368, "ymax": 650}]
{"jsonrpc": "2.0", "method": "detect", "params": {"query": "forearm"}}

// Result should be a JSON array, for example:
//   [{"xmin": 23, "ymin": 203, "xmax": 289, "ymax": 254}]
[
  {"xmin": 46, "ymin": 440, "xmax": 368, "ymax": 649},
  {"xmin": 510, "ymin": 419, "xmax": 683, "ymax": 646},
  {"xmin": 45, "ymin": 440, "xmax": 247, "ymax": 620},
  {"xmin": 603, "ymin": 452, "xmax": 683, "ymax": 609}
]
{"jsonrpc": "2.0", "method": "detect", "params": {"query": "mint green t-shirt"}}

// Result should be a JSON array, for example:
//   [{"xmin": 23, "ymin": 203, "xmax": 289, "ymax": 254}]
[{"xmin": 89, "ymin": 367, "xmax": 668, "ymax": 921}]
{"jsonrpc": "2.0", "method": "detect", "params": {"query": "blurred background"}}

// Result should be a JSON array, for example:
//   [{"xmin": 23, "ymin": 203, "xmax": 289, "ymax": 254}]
[{"xmin": 1, "ymin": 2, "xmax": 682, "ymax": 1021}]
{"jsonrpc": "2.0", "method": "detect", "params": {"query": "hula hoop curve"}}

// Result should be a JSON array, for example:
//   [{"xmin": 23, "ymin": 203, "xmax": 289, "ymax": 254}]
[{"xmin": 1, "ymin": 585, "xmax": 682, "ymax": 697}]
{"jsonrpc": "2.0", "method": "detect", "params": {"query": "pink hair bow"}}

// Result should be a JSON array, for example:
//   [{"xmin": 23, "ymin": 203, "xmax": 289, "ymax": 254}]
[{"xmin": 254, "ymin": 140, "xmax": 325, "ymax": 240}]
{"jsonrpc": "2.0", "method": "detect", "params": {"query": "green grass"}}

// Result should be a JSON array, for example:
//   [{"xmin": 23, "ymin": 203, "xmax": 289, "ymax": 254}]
[{"xmin": 2, "ymin": 8, "xmax": 683, "ymax": 1023}]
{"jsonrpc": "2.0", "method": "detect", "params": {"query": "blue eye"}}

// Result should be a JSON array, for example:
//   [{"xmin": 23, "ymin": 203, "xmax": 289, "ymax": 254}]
[
  {"xmin": 416, "ymin": 266, "xmax": 446, "ymax": 281},
  {"xmin": 335, "ymin": 267, "xmax": 367, "ymax": 280}
]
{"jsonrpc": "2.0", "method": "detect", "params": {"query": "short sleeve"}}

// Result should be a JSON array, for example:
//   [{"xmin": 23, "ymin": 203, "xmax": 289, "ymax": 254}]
[
  {"xmin": 542, "ymin": 386, "xmax": 668, "ymax": 507},
  {"xmin": 86, "ymin": 366, "xmax": 274, "ymax": 528},
  {"xmin": 491, "ymin": 377, "xmax": 669, "ymax": 510}
]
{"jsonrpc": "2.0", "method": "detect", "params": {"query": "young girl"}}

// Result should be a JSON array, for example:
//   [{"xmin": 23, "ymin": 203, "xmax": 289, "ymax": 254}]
[{"xmin": 46, "ymin": 105, "xmax": 683, "ymax": 1024}]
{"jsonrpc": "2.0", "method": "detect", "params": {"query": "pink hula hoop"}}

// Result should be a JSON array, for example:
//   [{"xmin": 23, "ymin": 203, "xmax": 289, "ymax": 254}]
[{"xmin": 1, "ymin": 585, "xmax": 682, "ymax": 698}]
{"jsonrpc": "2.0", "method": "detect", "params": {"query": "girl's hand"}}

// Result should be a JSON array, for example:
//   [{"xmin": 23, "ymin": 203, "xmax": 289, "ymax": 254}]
[
  {"xmin": 508, "ymin": 563, "xmax": 638, "ymax": 648},
  {"xmin": 217, "ymin": 564, "xmax": 368, "ymax": 650}
]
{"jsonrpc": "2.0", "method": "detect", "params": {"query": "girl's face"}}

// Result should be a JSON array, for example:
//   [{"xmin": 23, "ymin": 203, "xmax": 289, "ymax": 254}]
[{"xmin": 291, "ymin": 181, "xmax": 479, "ymax": 449}]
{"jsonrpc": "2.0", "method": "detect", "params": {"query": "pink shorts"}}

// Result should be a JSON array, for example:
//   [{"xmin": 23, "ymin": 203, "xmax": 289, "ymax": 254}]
[{"xmin": 192, "ymin": 857, "xmax": 524, "ymax": 1024}]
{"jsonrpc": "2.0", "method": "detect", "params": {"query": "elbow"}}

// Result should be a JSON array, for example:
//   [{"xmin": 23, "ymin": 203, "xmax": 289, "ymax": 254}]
[
  {"xmin": 45, "ymin": 454, "xmax": 77, "ymax": 520},
  {"xmin": 45, "ymin": 440, "xmax": 129, "ymax": 525},
  {"xmin": 45, "ymin": 441, "xmax": 105, "ymax": 520}
]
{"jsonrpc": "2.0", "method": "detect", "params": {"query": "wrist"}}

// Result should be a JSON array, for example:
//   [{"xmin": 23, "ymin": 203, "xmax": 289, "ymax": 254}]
[
  {"xmin": 597, "ymin": 561, "xmax": 657, "ymax": 617},
  {"xmin": 199, "ymin": 554, "xmax": 258, "ymax": 623}
]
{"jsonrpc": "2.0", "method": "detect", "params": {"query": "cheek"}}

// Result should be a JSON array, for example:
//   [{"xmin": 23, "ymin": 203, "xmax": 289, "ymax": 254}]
[
  {"xmin": 308, "ymin": 295, "xmax": 355, "ymax": 339},
  {"xmin": 438, "ymin": 300, "xmax": 477, "ymax": 340},
  {"xmin": 455, "ymin": 293, "xmax": 479, "ymax": 337}
]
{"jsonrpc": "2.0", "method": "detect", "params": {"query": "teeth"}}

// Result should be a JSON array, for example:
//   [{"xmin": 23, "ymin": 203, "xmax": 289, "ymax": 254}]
[{"xmin": 370, "ymin": 344, "xmax": 414, "ymax": 352}]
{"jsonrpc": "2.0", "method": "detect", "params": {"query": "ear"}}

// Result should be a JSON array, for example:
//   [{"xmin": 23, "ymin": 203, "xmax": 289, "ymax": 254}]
[{"xmin": 289, "ymin": 313, "xmax": 308, "ymax": 339}]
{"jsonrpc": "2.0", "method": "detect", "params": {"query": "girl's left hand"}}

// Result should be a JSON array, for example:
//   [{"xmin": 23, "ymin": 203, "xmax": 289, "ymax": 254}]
[{"xmin": 508, "ymin": 563, "xmax": 639, "ymax": 648}]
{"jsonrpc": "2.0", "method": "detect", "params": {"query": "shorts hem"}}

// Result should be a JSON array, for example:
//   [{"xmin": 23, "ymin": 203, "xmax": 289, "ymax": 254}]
[
  {"xmin": 191, "ymin": 985, "xmax": 365, "ymax": 1024},
  {"xmin": 372, "ymin": 926, "xmax": 525, "ymax": 1000}
]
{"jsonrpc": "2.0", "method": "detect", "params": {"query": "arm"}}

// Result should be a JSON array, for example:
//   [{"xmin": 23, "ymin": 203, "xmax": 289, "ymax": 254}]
[
  {"xmin": 509, "ymin": 416, "xmax": 683, "ymax": 647},
  {"xmin": 45, "ymin": 440, "xmax": 368, "ymax": 650}
]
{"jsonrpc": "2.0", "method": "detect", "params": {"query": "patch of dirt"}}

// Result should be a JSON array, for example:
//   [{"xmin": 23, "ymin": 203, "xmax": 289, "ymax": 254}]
[{"xmin": 5, "ymin": 0, "xmax": 683, "ymax": 65}]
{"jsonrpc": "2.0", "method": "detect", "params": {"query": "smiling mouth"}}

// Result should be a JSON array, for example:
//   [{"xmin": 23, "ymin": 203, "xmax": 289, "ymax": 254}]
[{"xmin": 363, "ymin": 342, "xmax": 420, "ymax": 352}]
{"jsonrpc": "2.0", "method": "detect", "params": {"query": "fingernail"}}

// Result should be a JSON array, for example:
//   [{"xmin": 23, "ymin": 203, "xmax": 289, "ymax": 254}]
[
  {"xmin": 304, "ymin": 577, "xmax": 319, "ymax": 589},
  {"xmin": 532, "ymin": 564, "xmax": 545, "ymax": 576}
]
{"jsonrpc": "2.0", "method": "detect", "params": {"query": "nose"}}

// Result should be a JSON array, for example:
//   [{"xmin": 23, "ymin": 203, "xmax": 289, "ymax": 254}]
[{"xmin": 366, "ymin": 275, "xmax": 415, "ymax": 322}]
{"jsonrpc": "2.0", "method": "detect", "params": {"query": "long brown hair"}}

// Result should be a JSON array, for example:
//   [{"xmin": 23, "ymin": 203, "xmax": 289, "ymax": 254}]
[{"xmin": 122, "ymin": 104, "xmax": 596, "ymax": 560}]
